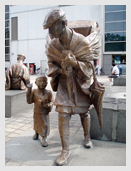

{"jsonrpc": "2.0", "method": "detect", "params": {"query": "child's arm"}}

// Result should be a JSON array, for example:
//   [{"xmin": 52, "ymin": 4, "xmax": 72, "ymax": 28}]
[
  {"xmin": 26, "ymin": 83, "xmax": 34, "ymax": 104},
  {"xmin": 43, "ymin": 91, "xmax": 53, "ymax": 111}
]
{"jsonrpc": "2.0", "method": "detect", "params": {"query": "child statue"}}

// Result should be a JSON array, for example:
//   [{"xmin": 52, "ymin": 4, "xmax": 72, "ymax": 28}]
[{"xmin": 26, "ymin": 75, "xmax": 53, "ymax": 147}]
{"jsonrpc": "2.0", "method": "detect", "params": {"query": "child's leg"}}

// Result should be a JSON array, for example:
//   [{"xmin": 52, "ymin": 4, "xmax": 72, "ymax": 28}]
[{"xmin": 33, "ymin": 131, "xmax": 39, "ymax": 140}]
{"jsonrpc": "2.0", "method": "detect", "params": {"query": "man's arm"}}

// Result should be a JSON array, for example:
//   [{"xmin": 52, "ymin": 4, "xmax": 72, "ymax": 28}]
[
  {"xmin": 112, "ymin": 67, "xmax": 115, "ymax": 74},
  {"xmin": 22, "ymin": 67, "xmax": 30, "ymax": 87},
  {"xmin": 112, "ymin": 71, "xmax": 115, "ymax": 74},
  {"xmin": 26, "ymin": 83, "xmax": 34, "ymax": 104},
  {"xmin": 5, "ymin": 68, "xmax": 11, "ymax": 90}
]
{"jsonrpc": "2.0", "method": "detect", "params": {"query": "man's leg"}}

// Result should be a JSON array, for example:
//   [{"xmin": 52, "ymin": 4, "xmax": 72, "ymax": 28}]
[
  {"xmin": 33, "ymin": 131, "xmax": 39, "ymax": 140},
  {"xmin": 109, "ymin": 78, "xmax": 112, "ymax": 82},
  {"xmin": 79, "ymin": 112, "xmax": 92, "ymax": 148},
  {"xmin": 108, "ymin": 76, "xmax": 113, "ymax": 82},
  {"xmin": 56, "ymin": 113, "xmax": 71, "ymax": 166}
]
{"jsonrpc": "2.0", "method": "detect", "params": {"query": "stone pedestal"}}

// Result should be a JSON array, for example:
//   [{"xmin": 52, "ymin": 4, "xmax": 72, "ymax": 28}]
[
  {"xmin": 113, "ymin": 75, "xmax": 126, "ymax": 86},
  {"xmin": 90, "ymin": 96, "xmax": 126, "ymax": 143},
  {"xmin": 5, "ymin": 90, "xmax": 33, "ymax": 118}
]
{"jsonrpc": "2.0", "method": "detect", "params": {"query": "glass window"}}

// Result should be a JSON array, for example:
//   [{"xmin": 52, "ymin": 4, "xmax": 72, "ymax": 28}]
[
  {"xmin": 11, "ymin": 17, "xmax": 18, "ymax": 40},
  {"xmin": 5, "ymin": 28, "xmax": 9, "ymax": 38},
  {"xmin": 105, "ymin": 11, "xmax": 126, "ymax": 22},
  {"xmin": 5, "ymin": 5, "xmax": 9, "ymax": 12},
  {"xmin": 5, "ymin": 55, "xmax": 10, "ymax": 61},
  {"xmin": 105, "ymin": 42, "xmax": 126, "ymax": 51},
  {"xmin": 112, "ymin": 55, "xmax": 126, "ymax": 64},
  {"xmin": 105, "ymin": 5, "xmax": 126, "ymax": 52},
  {"xmin": 105, "ymin": 32, "xmax": 126, "ymax": 41},
  {"xmin": 105, "ymin": 5, "xmax": 126, "ymax": 12},
  {"xmin": 121, "ymin": 55, "xmax": 126, "ymax": 64},
  {"xmin": 5, "ymin": 5, "xmax": 10, "ymax": 61},
  {"xmin": 5, "ymin": 40, "xmax": 9, "ymax": 46},
  {"xmin": 5, "ymin": 20, "xmax": 9, "ymax": 27},
  {"xmin": 5, "ymin": 13, "xmax": 9, "ymax": 20},
  {"xmin": 5, "ymin": 47, "xmax": 10, "ymax": 54},
  {"xmin": 105, "ymin": 21, "xmax": 126, "ymax": 32}
]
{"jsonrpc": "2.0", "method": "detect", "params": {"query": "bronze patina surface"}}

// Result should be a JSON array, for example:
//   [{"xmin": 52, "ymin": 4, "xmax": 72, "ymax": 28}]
[
  {"xmin": 26, "ymin": 75, "xmax": 53, "ymax": 147},
  {"xmin": 43, "ymin": 8, "xmax": 104, "ymax": 165},
  {"xmin": 5, "ymin": 54, "xmax": 30, "ymax": 90}
]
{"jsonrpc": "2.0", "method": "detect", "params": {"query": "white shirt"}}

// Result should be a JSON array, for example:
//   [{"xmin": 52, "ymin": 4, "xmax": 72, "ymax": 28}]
[{"xmin": 112, "ymin": 66, "xmax": 119, "ymax": 76}]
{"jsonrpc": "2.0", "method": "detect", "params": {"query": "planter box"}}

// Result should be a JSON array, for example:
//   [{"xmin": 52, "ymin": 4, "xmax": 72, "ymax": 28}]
[
  {"xmin": 90, "ymin": 97, "xmax": 126, "ymax": 143},
  {"xmin": 5, "ymin": 90, "xmax": 33, "ymax": 118}
]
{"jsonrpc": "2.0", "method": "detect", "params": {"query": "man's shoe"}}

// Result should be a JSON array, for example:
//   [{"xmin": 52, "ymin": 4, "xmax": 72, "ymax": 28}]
[
  {"xmin": 41, "ymin": 137, "xmax": 48, "ymax": 147},
  {"xmin": 110, "ymin": 82, "xmax": 113, "ymax": 86},
  {"xmin": 56, "ymin": 150, "xmax": 70, "ymax": 166},
  {"xmin": 84, "ymin": 138, "xmax": 92, "ymax": 148},
  {"xmin": 33, "ymin": 132, "xmax": 39, "ymax": 140}
]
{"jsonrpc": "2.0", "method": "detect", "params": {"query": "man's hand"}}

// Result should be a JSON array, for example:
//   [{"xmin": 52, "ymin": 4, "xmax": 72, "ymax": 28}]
[
  {"xmin": 61, "ymin": 53, "xmax": 77, "ymax": 70},
  {"xmin": 65, "ymin": 53, "xmax": 77, "ymax": 67}
]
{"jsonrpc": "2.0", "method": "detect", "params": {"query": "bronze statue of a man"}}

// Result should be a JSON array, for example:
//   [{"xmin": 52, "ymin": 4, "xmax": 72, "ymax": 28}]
[
  {"xmin": 43, "ymin": 8, "xmax": 101, "ymax": 166},
  {"xmin": 5, "ymin": 54, "xmax": 30, "ymax": 90}
]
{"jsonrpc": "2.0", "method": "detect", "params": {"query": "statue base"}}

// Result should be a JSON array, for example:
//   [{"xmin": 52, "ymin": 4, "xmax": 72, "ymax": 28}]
[
  {"xmin": 90, "ymin": 93, "xmax": 126, "ymax": 143},
  {"xmin": 5, "ymin": 90, "xmax": 33, "ymax": 118}
]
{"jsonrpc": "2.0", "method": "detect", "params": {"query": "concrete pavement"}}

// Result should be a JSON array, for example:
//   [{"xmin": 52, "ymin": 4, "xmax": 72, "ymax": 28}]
[{"xmin": 5, "ymin": 75, "xmax": 126, "ymax": 166}]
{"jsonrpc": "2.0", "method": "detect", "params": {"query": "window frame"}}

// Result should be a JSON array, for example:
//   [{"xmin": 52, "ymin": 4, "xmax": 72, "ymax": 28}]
[
  {"xmin": 11, "ymin": 17, "xmax": 18, "ymax": 41},
  {"xmin": 5, "ymin": 5, "xmax": 10, "ymax": 61},
  {"xmin": 103, "ymin": 5, "xmax": 126, "ymax": 54},
  {"xmin": 105, "ymin": 10, "xmax": 126, "ymax": 22},
  {"xmin": 105, "ymin": 31, "xmax": 126, "ymax": 42}
]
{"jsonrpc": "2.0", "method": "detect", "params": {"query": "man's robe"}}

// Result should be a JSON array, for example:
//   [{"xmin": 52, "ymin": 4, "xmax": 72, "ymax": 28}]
[{"xmin": 45, "ymin": 22, "xmax": 101, "ymax": 114}]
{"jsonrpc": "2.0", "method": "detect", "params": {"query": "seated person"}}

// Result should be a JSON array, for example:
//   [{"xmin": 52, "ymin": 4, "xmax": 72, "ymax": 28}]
[
  {"xmin": 108, "ymin": 63, "xmax": 119, "ymax": 85},
  {"xmin": 5, "ymin": 54, "xmax": 30, "ymax": 90}
]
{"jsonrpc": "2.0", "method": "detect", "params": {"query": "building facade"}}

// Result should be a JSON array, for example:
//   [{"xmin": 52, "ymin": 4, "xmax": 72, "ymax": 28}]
[
  {"xmin": 5, "ymin": 5, "xmax": 126, "ymax": 75},
  {"xmin": 103, "ymin": 5, "xmax": 126, "ymax": 75}
]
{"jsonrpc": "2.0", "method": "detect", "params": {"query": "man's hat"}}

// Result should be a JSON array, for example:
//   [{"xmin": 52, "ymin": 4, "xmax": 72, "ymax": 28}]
[
  {"xmin": 17, "ymin": 54, "xmax": 26, "ymax": 61},
  {"xmin": 43, "ymin": 8, "xmax": 65, "ymax": 29}
]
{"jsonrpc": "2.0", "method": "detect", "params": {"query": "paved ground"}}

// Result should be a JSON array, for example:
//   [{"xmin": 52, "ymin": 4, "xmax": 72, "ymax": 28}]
[{"xmin": 5, "ymin": 75, "xmax": 126, "ymax": 166}]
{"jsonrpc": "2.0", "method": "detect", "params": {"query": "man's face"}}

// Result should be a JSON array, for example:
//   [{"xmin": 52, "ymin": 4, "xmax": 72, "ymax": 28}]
[{"xmin": 49, "ymin": 20, "xmax": 64, "ymax": 38}]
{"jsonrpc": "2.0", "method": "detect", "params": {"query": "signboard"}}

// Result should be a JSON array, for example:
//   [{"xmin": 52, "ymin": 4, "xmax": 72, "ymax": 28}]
[{"xmin": 29, "ymin": 63, "xmax": 34, "ymax": 75}]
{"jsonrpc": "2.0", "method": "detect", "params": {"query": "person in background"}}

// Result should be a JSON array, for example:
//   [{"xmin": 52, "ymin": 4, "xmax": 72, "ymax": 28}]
[{"xmin": 108, "ymin": 63, "xmax": 119, "ymax": 85}]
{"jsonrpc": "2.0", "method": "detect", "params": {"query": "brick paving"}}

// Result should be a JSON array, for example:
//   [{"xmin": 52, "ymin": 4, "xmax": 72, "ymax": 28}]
[{"xmin": 5, "ymin": 75, "xmax": 111, "ymax": 166}]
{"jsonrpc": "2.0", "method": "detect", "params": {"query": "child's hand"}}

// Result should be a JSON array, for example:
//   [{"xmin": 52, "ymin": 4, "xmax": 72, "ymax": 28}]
[
  {"xmin": 44, "ymin": 103, "xmax": 50, "ymax": 108},
  {"xmin": 26, "ymin": 83, "xmax": 33, "ymax": 96},
  {"xmin": 27, "ymin": 83, "xmax": 33, "ymax": 89}
]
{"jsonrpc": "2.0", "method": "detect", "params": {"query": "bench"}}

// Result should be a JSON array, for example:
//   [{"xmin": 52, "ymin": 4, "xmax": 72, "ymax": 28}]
[{"xmin": 113, "ymin": 75, "xmax": 126, "ymax": 86}]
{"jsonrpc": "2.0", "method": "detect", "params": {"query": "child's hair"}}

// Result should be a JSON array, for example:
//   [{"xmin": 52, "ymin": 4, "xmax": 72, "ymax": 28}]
[{"xmin": 36, "ymin": 74, "xmax": 48, "ymax": 84}]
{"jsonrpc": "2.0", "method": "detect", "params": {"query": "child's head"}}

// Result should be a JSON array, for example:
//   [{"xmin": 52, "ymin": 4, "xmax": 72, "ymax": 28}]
[{"xmin": 35, "ymin": 75, "xmax": 48, "ymax": 89}]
